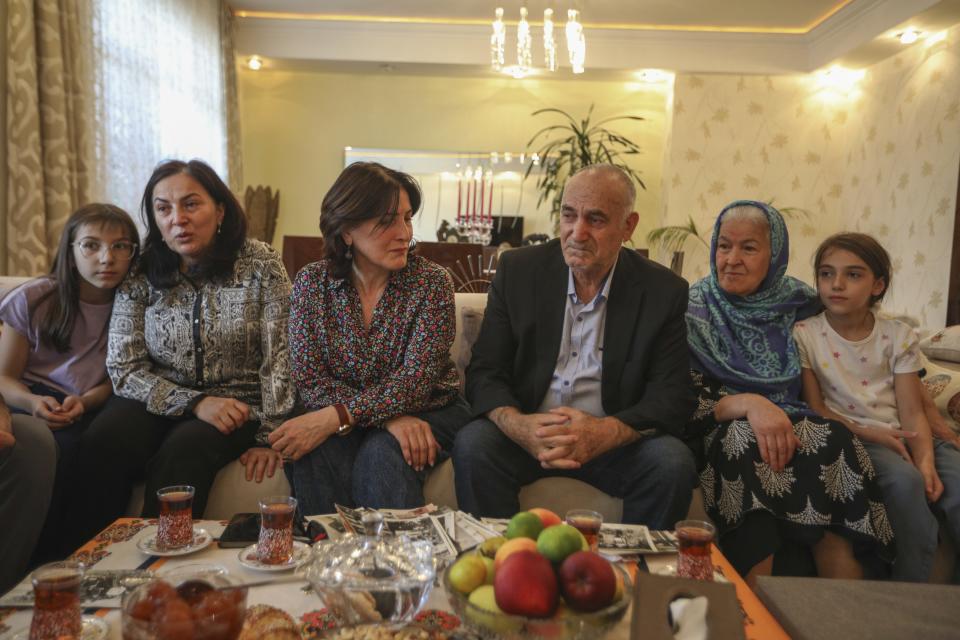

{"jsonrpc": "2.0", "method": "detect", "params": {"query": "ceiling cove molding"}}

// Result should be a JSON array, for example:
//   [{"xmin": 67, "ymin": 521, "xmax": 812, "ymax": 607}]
[
  {"xmin": 234, "ymin": 0, "xmax": 939, "ymax": 76},
  {"xmin": 236, "ymin": 18, "xmax": 814, "ymax": 74},
  {"xmin": 805, "ymin": 0, "xmax": 941, "ymax": 70}
]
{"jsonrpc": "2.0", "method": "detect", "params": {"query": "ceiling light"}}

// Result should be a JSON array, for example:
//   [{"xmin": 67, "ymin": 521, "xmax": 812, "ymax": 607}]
[
  {"xmin": 501, "ymin": 65, "xmax": 534, "ymax": 79},
  {"xmin": 566, "ymin": 9, "xmax": 586, "ymax": 74},
  {"xmin": 516, "ymin": 7, "xmax": 533, "ymax": 76},
  {"xmin": 491, "ymin": 8, "xmax": 505, "ymax": 71},
  {"xmin": 247, "ymin": 56, "xmax": 263, "ymax": 71},
  {"xmin": 898, "ymin": 29, "xmax": 921, "ymax": 45},
  {"xmin": 543, "ymin": 9, "xmax": 557, "ymax": 72},
  {"xmin": 636, "ymin": 69, "xmax": 672, "ymax": 83},
  {"xmin": 490, "ymin": 6, "xmax": 586, "ymax": 75}
]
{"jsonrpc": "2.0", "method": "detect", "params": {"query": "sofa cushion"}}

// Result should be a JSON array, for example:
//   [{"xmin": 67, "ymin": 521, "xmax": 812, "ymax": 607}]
[
  {"xmin": 920, "ymin": 326, "xmax": 960, "ymax": 363},
  {"xmin": 922, "ymin": 357, "xmax": 960, "ymax": 434},
  {"xmin": 452, "ymin": 293, "xmax": 487, "ymax": 383}
]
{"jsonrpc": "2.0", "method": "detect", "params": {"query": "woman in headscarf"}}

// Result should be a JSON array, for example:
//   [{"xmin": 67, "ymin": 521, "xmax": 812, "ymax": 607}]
[{"xmin": 686, "ymin": 200, "xmax": 894, "ymax": 582}]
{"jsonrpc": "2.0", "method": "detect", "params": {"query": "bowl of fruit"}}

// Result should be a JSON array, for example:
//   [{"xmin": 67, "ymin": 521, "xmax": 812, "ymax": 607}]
[{"xmin": 444, "ymin": 509, "xmax": 632, "ymax": 640}]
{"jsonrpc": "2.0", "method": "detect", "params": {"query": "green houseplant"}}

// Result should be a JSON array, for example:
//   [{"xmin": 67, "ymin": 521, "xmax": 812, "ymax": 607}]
[{"xmin": 524, "ymin": 105, "xmax": 646, "ymax": 220}]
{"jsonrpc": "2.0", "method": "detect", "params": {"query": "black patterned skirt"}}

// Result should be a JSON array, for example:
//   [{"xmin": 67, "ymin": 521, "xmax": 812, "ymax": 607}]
[{"xmin": 690, "ymin": 371, "xmax": 895, "ymax": 576}]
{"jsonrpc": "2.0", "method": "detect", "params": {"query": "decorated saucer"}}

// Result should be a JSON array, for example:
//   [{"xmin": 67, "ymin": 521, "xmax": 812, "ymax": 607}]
[
  {"xmin": 238, "ymin": 541, "xmax": 311, "ymax": 572},
  {"xmin": 136, "ymin": 527, "xmax": 213, "ymax": 557}
]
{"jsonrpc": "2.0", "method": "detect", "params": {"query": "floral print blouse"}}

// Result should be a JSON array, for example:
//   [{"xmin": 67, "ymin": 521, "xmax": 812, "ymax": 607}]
[
  {"xmin": 107, "ymin": 239, "xmax": 295, "ymax": 442},
  {"xmin": 289, "ymin": 255, "xmax": 460, "ymax": 427}
]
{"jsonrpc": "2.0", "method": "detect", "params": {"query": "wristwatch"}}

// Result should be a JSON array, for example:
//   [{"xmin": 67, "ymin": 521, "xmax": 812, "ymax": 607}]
[{"xmin": 334, "ymin": 403, "xmax": 353, "ymax": 436}]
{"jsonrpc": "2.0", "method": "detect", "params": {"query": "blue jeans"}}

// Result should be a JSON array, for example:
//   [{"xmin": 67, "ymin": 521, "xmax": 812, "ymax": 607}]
[
  {"xmin": 452, "ymin": 418, "xmax": 697, "ymax": 528},
  {"xmin": 862, "ymin": 439, "xmax": 960, "ymax": 582},
  {"xmin": 288, "ymin": 398, "xmax": 471, "ymax": 515}
]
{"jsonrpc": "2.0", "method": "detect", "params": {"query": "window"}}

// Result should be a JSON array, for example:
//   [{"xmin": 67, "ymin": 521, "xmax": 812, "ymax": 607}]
[{"xmin": 90, "ymin": 0, "xmax": 228, "ymax": 218}]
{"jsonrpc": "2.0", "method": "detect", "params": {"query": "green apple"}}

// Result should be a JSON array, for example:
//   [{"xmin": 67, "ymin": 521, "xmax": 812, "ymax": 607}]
[
  {"xmin": 467, "ymin": 585, "xmax": 522, "ymax": 633},
  {"xmin": 449, "ymin": 555, "xmax": 488, "ymax": 594},
  {"xmin": 480, "ymin": 556, "xmax": 496, "ymax": 585},
  {"xmin": 479, "ymin": 536, "xmax": 507, "ymax": 558},
  {"xmin": 537, "ymin": 524, "xmax": 585, "ymax": 564},
  {"xmin": 506, "ymin": 511, "xmax": 544, "ymax": 540}
]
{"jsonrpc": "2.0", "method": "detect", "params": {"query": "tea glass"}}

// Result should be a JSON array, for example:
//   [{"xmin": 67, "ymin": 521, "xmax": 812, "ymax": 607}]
[
  {"xmin": 29, "ymin": 561, "xmax": 83, "ymax": 640},
  {"xmin": 157, "ymin": 485, "xmax": 195, "ymax": 551},
  {"xmin": 565, "ymin": 509, "xmax": 603, "ymax": 552},
  {"xmin": 257, "ymin": 496, "xmax": 297, "ymax": 564},
  {"xmin": 675, "ymin": 519, "xmax": 716, "ymax": 581}
]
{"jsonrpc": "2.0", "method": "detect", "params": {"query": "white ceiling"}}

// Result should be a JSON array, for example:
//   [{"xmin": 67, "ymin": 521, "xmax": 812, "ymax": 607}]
[
  {"xmin": 231, "ymin": 0, "xmax": 960, "ymax": 76},
  {"xmin": 230, "ymin": 1, "xmax": 847, "ymax": 30}
]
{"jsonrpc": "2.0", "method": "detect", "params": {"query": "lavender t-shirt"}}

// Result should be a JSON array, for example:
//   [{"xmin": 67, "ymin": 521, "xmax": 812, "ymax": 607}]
[{"xmin": 0, "ymin": 278, "xmax": 112, "ymax": 397}]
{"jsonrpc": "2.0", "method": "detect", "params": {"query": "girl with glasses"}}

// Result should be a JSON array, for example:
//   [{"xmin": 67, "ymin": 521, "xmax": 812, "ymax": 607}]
[{"xmin": 0, "ymin": 202, "xmax": 138, "ymax": 563}]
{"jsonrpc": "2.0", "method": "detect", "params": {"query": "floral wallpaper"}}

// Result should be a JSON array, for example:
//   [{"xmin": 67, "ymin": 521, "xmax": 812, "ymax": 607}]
[{"xmin": 659, "ymin": 25, "xmax": 960, "ymax": 330}]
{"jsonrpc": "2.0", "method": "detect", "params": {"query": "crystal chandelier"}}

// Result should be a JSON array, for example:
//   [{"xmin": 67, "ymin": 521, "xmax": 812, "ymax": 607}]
[{"xmin": 490, "ymin": 6, "xmax": 586, "ymax": 75}]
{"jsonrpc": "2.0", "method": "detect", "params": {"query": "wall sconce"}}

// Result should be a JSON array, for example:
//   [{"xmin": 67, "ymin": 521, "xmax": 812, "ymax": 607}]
[
  {"xmin": 247, "ymin": 56, "xmax": 263, "ymax": 71},
  {"xmin": 815, "ymin": 66, "xmax": 865, "ymax": 90}
]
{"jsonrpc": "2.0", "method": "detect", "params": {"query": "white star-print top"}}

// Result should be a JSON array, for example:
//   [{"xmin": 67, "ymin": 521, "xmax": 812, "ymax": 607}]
[{"xmin": 793, "ymin": 311, "xmax": 922, "ymax": 430}]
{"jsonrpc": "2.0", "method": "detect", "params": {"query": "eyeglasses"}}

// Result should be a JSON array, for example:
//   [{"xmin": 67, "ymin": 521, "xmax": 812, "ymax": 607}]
[{"xmin": 72, "ymin": 239, "xmax": 138, "ymax": 261}]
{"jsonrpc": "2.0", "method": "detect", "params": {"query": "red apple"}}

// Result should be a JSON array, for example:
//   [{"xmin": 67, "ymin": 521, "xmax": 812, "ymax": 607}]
[
  {"xmin": 558, "ymin": 551, "xmax": 616, "ymax": 612},
  {"xmin": 528, "ymin": 507, "xmax": 562, "ymax": 528},
  {"xmin": 493, "ymin": 550, "xmax": 559, "ymax": 618}
]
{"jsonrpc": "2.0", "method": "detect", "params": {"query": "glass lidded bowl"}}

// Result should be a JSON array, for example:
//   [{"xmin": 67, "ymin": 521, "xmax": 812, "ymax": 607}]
[
  {"xmin": 304, "ymin": 513, "xmax": 435, "ymax": 627},
  {"xmin": 443, "ymin": 561, "xmax": 633, "ymax": 640},
  {"xmin": 121, "ymin": 567, "xmax": 247, "ymax": 640}
]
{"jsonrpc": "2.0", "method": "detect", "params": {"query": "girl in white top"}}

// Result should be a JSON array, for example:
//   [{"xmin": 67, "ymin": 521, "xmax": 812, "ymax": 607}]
[{"xmin": 794, "ymin": 232, "xmax": 960, "ymax": 582}]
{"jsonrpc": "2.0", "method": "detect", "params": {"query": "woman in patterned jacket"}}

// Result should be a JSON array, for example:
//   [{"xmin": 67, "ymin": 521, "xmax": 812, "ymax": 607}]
[
  {"xmin": 65, "ymin": 159, "xmax": 295, "ymax": 548},
  {"xmin": 274, "ymin": 162, "xmax": 468, "ymax": 515},
  {"xmin": 685, "ymin": 200, "xmax": 894, "ymax": 583}
]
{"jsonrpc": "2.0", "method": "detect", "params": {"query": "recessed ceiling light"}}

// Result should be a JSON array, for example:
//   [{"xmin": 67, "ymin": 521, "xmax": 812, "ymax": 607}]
[
  {"xmin": 898, "ymin": 29, "xmax": 921, "ymax": 45},
  {"xmin": 500, "ymin": 65, "xmax": 536, "ymax": 79},
  {"xmin": 635, "ymin": 69, "xmax": 672, "ymax": 83},
  {"xmin": 247, "ymin": 56, "xmax": 263, "ymax": 70}
]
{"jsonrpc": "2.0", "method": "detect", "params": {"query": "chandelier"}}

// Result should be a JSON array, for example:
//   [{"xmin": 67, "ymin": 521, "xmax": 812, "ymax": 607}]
[{"xmin": 491, "ymin": 6, "xmax": 586, "ymax": 76}]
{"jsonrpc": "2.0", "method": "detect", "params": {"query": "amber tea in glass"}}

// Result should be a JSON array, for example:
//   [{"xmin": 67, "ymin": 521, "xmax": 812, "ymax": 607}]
[
  {"xmin": 257, "ymin": 496, "xmax": 297, "ymax": 564},
  {"xmin": 565, "ymin": 509, "xmax": 603, "ymax": 552},
  {"xmin": 29, "ymin": 561, "xmax": 82, "ymax": 640},
  {"xmin": 676, "ymin": 519, "xmax": 716, "ymax": 581},
  {"xmin": 157, "ymin": 485, "xmax": 195, "ymax": 550}
]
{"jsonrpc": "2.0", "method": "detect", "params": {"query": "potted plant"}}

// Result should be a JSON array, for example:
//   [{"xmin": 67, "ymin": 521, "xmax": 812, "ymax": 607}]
[{"xmin": 524, "ymin": 105, "xmax": 646, "ymax": 222}]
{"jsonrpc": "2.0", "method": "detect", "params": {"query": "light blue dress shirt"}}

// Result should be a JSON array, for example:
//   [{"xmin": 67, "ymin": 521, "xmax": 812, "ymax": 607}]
[{"xmin": 537, "ymin": 258, "xmax": 618, "ymax": 416}]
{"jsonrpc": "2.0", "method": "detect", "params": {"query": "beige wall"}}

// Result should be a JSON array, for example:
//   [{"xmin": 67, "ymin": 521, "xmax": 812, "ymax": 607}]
[
  {"xmin": 661, "ymin": 26, "xmax": 960, "ymax": 329},
  {"xmin": 0, "ymin": 0, "xmax": 8, "ymax": 271},
  {"xmin": 238, "ymin": 68, "xmax": 669, "ymax": 249}
]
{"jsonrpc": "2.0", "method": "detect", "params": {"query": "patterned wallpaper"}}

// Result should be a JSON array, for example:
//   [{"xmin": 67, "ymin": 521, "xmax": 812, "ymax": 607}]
[{"xmin": 660, "ymin": 26, "xmax": 960, "ymax": 330}]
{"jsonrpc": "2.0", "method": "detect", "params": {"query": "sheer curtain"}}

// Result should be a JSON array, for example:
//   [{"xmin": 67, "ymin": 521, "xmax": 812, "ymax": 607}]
[{"xmin": 90, "ymin": 0, "xmax": 231, "ymax": 217}]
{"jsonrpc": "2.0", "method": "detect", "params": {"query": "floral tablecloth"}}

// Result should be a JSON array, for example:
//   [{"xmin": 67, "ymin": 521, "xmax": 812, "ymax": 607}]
[{"xmin": 0, "ymin": 518, "xmax": 787, "ymax": 640}]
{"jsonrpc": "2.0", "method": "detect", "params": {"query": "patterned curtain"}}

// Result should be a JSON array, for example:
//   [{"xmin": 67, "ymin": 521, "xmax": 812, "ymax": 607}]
[
  {"xmin": 220, "ymin": 2, "xmax": 244, "ymax": 195},
  {"xmin": 5, "ymin": 0, "xmax": 93, "ymax": 275}
]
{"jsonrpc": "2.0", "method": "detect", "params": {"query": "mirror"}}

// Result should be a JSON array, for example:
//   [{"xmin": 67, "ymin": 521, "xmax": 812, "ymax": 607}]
[{"xmin": 344, "ymin": 147, "xmax": 552, "ymax": 245}]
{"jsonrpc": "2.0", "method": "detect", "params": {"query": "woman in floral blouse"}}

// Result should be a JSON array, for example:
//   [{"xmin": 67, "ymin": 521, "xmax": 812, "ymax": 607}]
[
  {"xmin": 65, "ymin": 159, "xmax": 294, "ymax": 546},
  {"xmin": 275, "ymin": 162, "xmax": 468, "ymax": 514}
]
